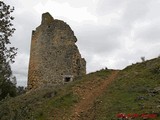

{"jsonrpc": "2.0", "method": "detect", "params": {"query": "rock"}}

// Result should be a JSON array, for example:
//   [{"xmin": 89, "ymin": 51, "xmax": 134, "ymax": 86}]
[
  {"xmin": 135, "ymin": 96, "xmax": 148, "ymax": 101},
  {"xmin": 154, "ymin": 86, "xmax": 160, "ymax": 92},
  {"xmin": 157, "ymin": 105, "xmax": 160, "ymax": 108},
  {"xmin": 147, "ymin": 87, "xmax": 160, "ymax": 95}
]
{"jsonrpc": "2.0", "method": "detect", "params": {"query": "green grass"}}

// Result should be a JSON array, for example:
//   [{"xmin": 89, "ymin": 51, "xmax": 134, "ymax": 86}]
[
  {"xmin": 51, "ymin": 92, "xmax": 79, "ymax": 108},
  {"xmin": 93, "ymin": 58, "xmax": 160, "ymax": 120},
  {"xmin": 0, "ymin": 58, "xmax": 160, "ymax": 119}
]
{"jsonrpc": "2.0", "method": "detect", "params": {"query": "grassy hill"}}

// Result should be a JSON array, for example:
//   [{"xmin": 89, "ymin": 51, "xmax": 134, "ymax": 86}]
[
  {"xmin": 0, "ymin": 58, "xmax": 160, "ymax": 120},
  {"xmin": 90, "ymin": 58, "xmax": 160, "ymax": 120}
]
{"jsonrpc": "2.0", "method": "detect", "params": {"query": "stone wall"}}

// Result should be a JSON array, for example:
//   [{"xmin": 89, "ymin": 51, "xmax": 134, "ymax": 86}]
[{"xmin": 28, "ymin": 12, "xmax": 86, "ymax": 89}]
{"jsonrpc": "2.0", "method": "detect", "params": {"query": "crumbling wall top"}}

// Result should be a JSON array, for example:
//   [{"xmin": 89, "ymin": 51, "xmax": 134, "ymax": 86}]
[{"xmin": 41, "ymin": 12, "xmax": 54, "ymax": 24}]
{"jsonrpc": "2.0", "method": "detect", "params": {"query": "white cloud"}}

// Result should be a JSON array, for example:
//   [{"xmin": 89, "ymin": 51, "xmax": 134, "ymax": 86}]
[
  {"xmin": 4, "ymin": 0, "xmax": 160, "ymax": 86},
  {"xmin": 34, "ymin": 0, "xmax": 97, "ymax": 23},
  {"xmin": 11, "ymin": 53, "xmax": 29, "ymax": 86}
]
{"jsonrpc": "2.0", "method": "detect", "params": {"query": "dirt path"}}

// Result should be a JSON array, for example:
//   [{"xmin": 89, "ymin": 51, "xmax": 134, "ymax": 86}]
[{"xmin": 70, "ymin": 70, "xmax": 119, "ymax": 120}]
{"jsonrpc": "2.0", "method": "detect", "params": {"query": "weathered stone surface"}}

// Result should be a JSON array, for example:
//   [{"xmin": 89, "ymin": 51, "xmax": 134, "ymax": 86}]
[{"xmin": 28, "ymin": 12, "xmax": 86, "ymax": 90}]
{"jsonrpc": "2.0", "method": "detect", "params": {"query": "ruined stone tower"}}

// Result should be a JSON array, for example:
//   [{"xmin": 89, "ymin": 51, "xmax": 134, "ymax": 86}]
[{"xmin": 28, "ymin": 12, "xmax": 86, "ymax": 90}]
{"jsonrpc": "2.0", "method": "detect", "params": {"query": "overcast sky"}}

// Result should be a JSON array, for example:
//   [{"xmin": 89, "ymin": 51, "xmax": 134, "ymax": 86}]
[{"xmin": 4, "ymin": 0, "xmax": 160, "ymax": 86}]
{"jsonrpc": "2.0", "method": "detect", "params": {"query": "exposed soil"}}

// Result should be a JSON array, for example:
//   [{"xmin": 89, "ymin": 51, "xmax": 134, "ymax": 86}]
[{"xmin": 70, "ymin": 70, "xmax": 119, "ymax": 120}]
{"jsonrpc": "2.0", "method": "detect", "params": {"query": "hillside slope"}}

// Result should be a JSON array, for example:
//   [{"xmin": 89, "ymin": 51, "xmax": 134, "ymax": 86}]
[
  {"xmin": 92, "ymin": 58, "xmax": 160, "ymax": 120},
  {"xmin": 0, "ymin": 58, "xmax": 160, "ymax": 120}
]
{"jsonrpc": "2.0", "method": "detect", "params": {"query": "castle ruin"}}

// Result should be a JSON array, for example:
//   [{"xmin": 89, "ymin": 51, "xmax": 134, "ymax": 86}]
[{"xmin": 28, "ymin": 12, "xmax": 86, "ymax": 90}]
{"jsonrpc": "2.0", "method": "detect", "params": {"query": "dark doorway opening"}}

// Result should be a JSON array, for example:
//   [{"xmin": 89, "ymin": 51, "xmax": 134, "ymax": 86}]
[
  {"xmin": 63, "ymin": 75, "xmax": 73, "ymax": 84},
  {"xmin": 64, "ymin": 77, "xmax": 71, "ymax": 82}
]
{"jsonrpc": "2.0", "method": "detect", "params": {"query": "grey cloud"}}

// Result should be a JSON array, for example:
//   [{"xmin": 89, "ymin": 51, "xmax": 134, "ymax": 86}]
[
  {"xmin": 72, "ymin": 0, "xmax": 160, "ymax": 72},
  {"xmin": 75, "ymin": 23, "xmax": 125, "ymax": 72},
  {"xmin": 121, "ymin": 0, "xmax": 151, "ymax": 28},
  {"xmin": 135, "ymin": 23, "xmax": 160, "ymax": 43},
  {"xmin": 4, "ymin": 1, "xmax": 37, "ymax": 86},
  {"xmin": 14, "ymin": 74, "xmax": 27, "ymax": 86},
  {"xmin": 4, "ymin": 0, "xmax": 160, "ymax": 86},
  {"xmin": 76, "ymin": 23, "xmax": 123, "ymax": 55},
  {"xmin": 95, "ymin": 0, "xmax": 151, "ymax": 28},
  {"xmin": 48, "ymin": 0, "xmax": 93, "ymax": 8},
  {"xmin": 96, "ymin": 0, "xmax": 127, "ymax": 15},
  {"xmin": 10, "ymin": 8, "xmax": 40, "ymax": 55},
  {"xmin": 11, "ymin": 53, "xmax": 29, "ymax": 86}
]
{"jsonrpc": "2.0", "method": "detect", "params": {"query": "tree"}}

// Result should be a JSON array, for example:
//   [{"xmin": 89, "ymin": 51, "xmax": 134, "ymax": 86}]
[{"xmin": 0, "ymin": 1, "xmax": 17, "ymax": 100}]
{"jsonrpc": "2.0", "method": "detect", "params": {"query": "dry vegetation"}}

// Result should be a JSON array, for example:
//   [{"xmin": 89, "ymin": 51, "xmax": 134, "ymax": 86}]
[{"xmin": 0, "ymin": 58, "xmax": 160, "ymax": 120}]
